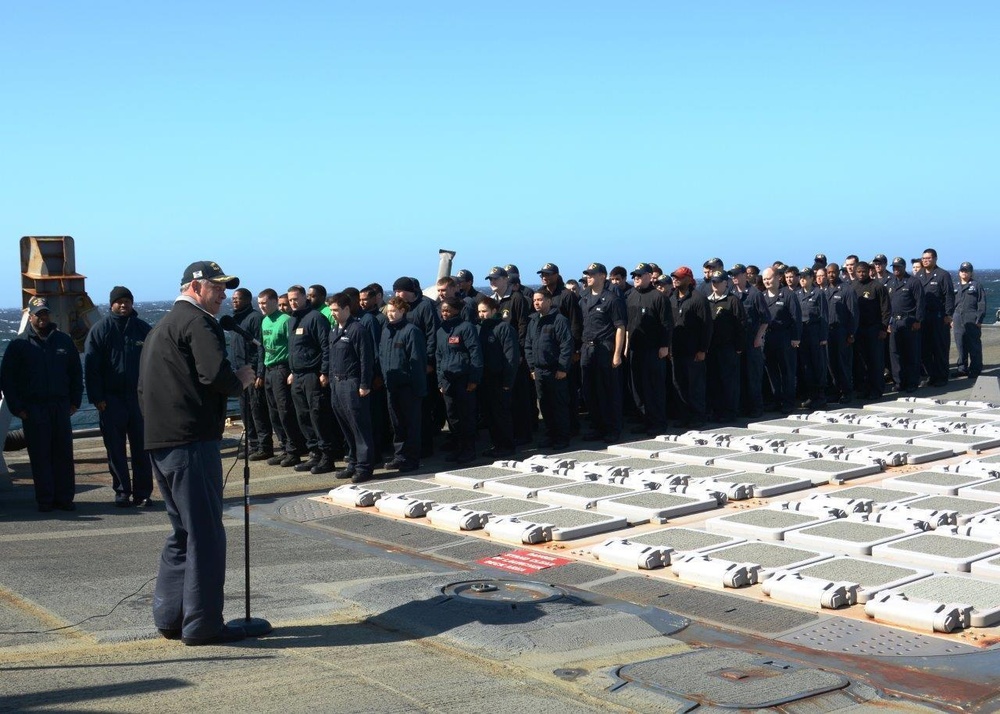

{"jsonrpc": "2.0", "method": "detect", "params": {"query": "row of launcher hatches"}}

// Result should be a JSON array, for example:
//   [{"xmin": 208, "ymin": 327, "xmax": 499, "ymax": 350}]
[{"xmin": 327, "ymin": 397, "xmax": 1000, "ymax": 636}]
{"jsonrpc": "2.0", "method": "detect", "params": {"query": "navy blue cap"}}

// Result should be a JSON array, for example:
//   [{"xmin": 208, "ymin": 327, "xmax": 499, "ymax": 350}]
[{"xmin": 28, "ymin": 296, "xmax": 50, "ymax": 315}]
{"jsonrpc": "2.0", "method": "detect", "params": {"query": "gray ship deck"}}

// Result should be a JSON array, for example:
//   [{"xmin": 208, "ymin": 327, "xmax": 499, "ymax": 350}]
[{"xmin": 3, "ymin": 373, "xmax": 1000, "ymax": 712}]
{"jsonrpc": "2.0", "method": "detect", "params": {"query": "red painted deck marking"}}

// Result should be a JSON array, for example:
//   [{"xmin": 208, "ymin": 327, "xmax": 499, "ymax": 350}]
[{"xmin": 477, "ymin": 549, "xmax": 573, "ymax": 574}]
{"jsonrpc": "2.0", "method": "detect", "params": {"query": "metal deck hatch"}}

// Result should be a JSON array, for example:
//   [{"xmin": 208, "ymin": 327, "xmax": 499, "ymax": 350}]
[
  {"xmin": 442, "ymin": 579, "xmax": 564, "ymax": 604},
  {"xmin": 615, "ymin": 649, "xmax": 848, "ymax": 709}
]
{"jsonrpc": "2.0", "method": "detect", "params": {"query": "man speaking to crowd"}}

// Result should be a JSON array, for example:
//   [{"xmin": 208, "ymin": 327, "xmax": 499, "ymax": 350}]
[{"xmin": 138, "ymin": 261, "xmax": 255, "ymax": 646}]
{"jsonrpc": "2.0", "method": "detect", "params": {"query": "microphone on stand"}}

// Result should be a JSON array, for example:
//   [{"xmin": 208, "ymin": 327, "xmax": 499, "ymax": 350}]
[
  {"xmin": 219, "ymin": 316, "xmax": 270, "ymax": 636},
  {"xmin": 227, "ymin": 427, "xmax": 273, "ymax": 638},
  {"xmin": 219, "ymin": 314, "xmax": 262, "ymax": 347}
]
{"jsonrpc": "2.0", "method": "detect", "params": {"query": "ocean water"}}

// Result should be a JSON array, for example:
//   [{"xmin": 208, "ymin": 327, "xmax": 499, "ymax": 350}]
[
  {"xmin": 1, "ymin": 300, "xmax": 235, "ymax": 430},
  {"xmin": 2, "ymin": 271, "xmax": 999, "ymax": 431}
]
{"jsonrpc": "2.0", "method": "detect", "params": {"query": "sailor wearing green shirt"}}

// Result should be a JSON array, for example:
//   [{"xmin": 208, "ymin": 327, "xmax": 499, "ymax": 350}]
[
  {"xmin": 257, "ymin": 288, "xmax": 307, "ymax": 466},
  {"xmin": 309, "ymin": 284, "xmax": 337, "ymax": 326}
]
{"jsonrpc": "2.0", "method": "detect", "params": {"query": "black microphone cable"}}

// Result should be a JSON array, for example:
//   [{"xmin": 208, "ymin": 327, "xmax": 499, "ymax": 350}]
[
  {"xmin": 0, "ymin": 435, "xmax": 248, "ymax": 637},
  {"xmin": 0, "ymin": 575, "xmax": 157, "ymax": 636},
  {"xmin": 223, "ymin": 428, "xmax": 246, "ymax": 489}
]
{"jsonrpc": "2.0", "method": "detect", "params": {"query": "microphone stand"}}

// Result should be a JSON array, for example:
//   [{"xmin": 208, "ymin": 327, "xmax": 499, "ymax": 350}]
[{"xmin": 227, "ymin": 429, "xmax": 273, "ymax": 637}]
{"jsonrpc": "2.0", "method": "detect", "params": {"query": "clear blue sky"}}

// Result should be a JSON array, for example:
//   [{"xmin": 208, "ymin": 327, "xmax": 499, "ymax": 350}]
[{"xmin": 2, "ymin": 2, "xmax": 997, "ymax": 305}]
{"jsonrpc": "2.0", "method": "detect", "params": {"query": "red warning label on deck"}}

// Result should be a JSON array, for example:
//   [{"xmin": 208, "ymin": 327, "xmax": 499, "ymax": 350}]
[{"xmin": 477, "ymin": 549, "xmax": 573, "ymax": 574}]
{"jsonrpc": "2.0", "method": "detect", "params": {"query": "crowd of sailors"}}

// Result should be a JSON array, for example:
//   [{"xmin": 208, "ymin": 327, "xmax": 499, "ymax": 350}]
[{"xmin": 0, "ymin": 249, "xmax": 988, "ymax": 510}]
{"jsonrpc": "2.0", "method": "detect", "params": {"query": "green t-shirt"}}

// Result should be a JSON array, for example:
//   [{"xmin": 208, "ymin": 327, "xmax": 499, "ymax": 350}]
[{"xmin": 261, "ymin": 311, "xmax": 291, "ymax": 367}]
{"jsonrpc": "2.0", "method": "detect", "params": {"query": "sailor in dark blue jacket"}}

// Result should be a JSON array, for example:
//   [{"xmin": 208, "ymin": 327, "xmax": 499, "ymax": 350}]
[
  {"xmin": 230, "ymin": 288, "xmax": 274, "ymax": 461},
  {"xmin": 539, "ymin": 263, "xmax": 584, "ymax": 435},
  {"xmin": 870, "ymin": 254, "xmax": 894, "ymax": 385},
  {"xmin": 823, "ymin": 264, "xmax": 859, "ymax": 403},
  {"xmin": 393, "ymin": 277, "xmax": 441, "ymax": 457},
  {"xmin": 84, "ymin": 286, "xmax": 153, "ymax": 507},
  {"xmin": 851, "ymin": 262, "xmax": 891, "ymax": 399},
  {"xmin": 477, "ymin": 296, "xmax": 520, "ymax": 457},
  {"xmin": 489, "ymin": 266, "xmax": 537, "ymax": 444},
  {"xmin": 872, "ymin": 255, "xmax": 893, "ymax": 288},
  {"xmin": 669, "ymin": 267, "xmax": 713, "ymax": 428},
  {"xmin": 580, "ymin": 263, "xmax": 627, "ymax": 443},
  {"xmin": 625, "ymin": 263, "xmax": 673, "ymax": 435},
  {"xmin": 887, "ymin": 257, "xmax": 925, "ymax": 392},
  {"xmin": 796, "ymin": 268, "xmax": 830, "ymax": 408},
  {"xmin": 1, "ymin": 297, "xmax": 83, "ymax": 512},
  {"xmin": 287, "ymin": 285, "xmax": 337, "ymax": 475},
  {"xmin": 730, "ymin": 264, "xmax": 771, "ymax": 418},
  {"xmin": 762, "ymin": 267, "xmax": 802, "ymax": 413},
  {"xmin": 327, "ymin": 293, "xmax": 376, "ymax": 483},
  {"xmin": 705, "ymin": 271, "xmax": 746, "ymax": 423},
  {"xmin": 436, "ymin": 297, "xmax": 484, "ymax": 463},
  {"xmin": 953, "ymin": 262, "xmax": 986, "ymax": 379},
  {"xmin": 359, "ymin": 285, "xmax": 390, "ymax": 462},
  {"xmin": 435, "ymin": 276, "xmax": 478, "ymax": 324},
  {"xmin": 917, "ymin": 248, "xmax": 955, "ymax": 386},
  {"xmin": 698, "ymin": 257, "xmax": 724, "ymax": 296},
  {"xmin": 379, "ymin": 296, "xmax": 428, "ymax": 471},
  {"xmin": 525, "ymin": 289, "xmax": 574, "ymax": 449}
]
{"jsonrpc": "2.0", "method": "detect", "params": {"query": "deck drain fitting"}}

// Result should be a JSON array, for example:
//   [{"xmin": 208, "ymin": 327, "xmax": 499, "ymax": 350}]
[{"xmin": 443, "ymin": 579, "xmax": 565, "ymax": 604}]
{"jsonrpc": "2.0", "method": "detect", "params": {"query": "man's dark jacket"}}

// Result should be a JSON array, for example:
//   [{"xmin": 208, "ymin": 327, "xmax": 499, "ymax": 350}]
[
  {"xmin": 287, "ymin": 305, "xmax": 330, "ymax": 374},
  {"xmin": 84, "ymin": 310, "xmax": 151, "ymax": 404},
  {"xmin": 1, "ymin": 325, "xmax": 83, "ymax": 413},
  {"xmin": 138, "ymin": 300, "xmax": 243, "ymax": 449},
  {"xmin": 230, "ymin": 304, "xmax": 263, "ymax": 375}
]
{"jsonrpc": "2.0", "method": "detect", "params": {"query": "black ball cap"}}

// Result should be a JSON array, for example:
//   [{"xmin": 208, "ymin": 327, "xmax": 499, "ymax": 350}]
[{"xmin": 181, "ymin": 261, "xmax": 239, "ymax": 289}]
